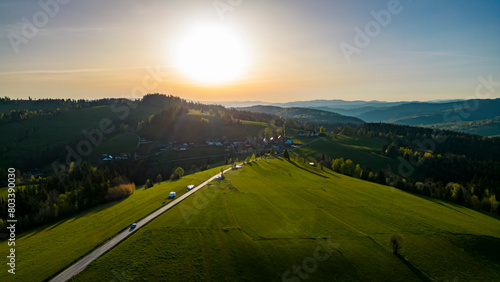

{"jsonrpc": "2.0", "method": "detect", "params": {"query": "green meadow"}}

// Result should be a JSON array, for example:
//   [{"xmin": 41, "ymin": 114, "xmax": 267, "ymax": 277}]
[
  {"xmin": 73, "ymin": 158, "xmax": 500, "ymax": 281},
  {"xmin": 0, "ymin": 166, "xmax": 224, "ymax": 282},
  {"xmin": 292, "ymin": 135, "xmax": 400, "ymax": 173}
]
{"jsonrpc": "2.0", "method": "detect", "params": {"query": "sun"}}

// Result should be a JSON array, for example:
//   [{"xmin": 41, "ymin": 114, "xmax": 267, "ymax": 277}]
[{"xmin": 173, "ymin": 24, "xmax": 249, "ymax": 84}]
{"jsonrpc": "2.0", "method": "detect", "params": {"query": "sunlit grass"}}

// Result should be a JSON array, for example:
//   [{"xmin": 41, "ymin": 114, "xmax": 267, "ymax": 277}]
[{"xmin": 74, "ymin": 158, "xmax": 500, "ymax": 281}]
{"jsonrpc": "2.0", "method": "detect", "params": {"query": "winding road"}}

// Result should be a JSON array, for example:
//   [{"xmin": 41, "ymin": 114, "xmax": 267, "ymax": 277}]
[{"xmin": 50, "ymin": 166, "xmax": 233, "ymax": 282}]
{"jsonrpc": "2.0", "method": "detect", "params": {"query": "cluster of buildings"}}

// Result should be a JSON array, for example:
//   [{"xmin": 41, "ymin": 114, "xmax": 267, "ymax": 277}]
[
  {"xmin": 297, "ymin": 130, "xmax": 318, "ymax": 137},
  {"xmin": 102, "ymin": 153, "xmax": 132, "ymax": 162},
  {"xmin": 149, "ymin": 135, "xmax": 296, "ymax": 155}
]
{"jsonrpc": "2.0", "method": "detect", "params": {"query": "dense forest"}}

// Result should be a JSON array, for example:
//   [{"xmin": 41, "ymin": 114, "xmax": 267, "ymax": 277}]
[
  {"xmin": 0, "ymin": 97, "xmax": 123, "ymax": 124},
  {"xmin": 0, "ymin": 163, "xmax": 112, "ymax": 232}
]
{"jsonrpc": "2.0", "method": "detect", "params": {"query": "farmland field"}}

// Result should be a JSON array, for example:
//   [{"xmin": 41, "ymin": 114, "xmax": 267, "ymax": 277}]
[{"xmin": 73, "ymin": 158, "xmax": 500, "ymax": 281}]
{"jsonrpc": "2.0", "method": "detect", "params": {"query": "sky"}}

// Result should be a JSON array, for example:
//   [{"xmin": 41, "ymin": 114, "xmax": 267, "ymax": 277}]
[{"xmin": 0, "ymin": 0, "xmax": 499, "ymax": 103}]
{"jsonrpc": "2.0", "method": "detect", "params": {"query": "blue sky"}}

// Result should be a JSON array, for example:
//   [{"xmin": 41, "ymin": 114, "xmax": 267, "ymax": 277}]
[{"xmin": 0, "ymin": 0, "xmax": 499, "ymax": 102}]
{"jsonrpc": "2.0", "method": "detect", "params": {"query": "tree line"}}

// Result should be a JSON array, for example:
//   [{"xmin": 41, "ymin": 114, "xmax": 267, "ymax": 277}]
[
  {"xmin": 0, "ymin": 162, "xmax": 137, "ymax": 233},
  {"xmin": 327, "ymin": 123, "xmax": 500, "ymax": 215}
]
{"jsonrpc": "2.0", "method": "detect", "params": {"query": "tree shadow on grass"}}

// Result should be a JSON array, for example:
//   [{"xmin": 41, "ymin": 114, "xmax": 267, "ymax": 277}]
[
  {"xmin": 285, "ymin": 160, "xmax": 331, "ymax": 179},
  {"xmin": 448, "ymin": 234, "xmax": 500, "ymax": 265},
  {"xmin": 22, "ymin": 200, "xmax": 122, "ymax": 240},
  {"xmin": 395, "ymin": 253, "xmax": 432, "ymax": 282},
  {"xmin": 405, "ymin": 191, "xmax": 500, "ymax": 221},
  {"xmin": 20, "ymin": 217, "xmax": 71, "ymax": 240}
]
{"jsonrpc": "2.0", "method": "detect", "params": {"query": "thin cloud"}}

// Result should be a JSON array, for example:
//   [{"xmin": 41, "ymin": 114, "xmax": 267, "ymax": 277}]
[
  {"xmin": 0, "ymin": 66, "xmax": 170, "ymax": 76},
  {"xmin": 0, "ymin": 25, "xmax": 120, "ymax": 39},
  {"xmin": 52, "ymin": 26, "xmax": 122, "ymax": 33},
  {"xmin": 397, "ymin": 50, "xmax": 498, "ymax": 60}
]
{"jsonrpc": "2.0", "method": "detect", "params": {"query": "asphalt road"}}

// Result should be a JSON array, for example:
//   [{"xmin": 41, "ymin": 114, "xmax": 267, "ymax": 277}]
[{"xmin": 50, "ymin": 166, "xmax": 233, "ymax": 282}]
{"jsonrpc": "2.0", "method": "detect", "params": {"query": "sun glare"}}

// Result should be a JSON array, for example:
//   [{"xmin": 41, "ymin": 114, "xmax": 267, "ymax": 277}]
[{"xmin": 173, "ymin": 24, "xmax": 249, "ymax": 84}]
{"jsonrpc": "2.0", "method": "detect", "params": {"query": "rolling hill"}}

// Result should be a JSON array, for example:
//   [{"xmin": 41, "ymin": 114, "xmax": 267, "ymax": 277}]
[
  {"xmin": 1, "ymin": 95, "xmax": 499, "ymax": 281},
  {"xmin": 72, "ymin": 158, "xmax": 500, "ymax": 281},
  {"xmin": 312, "ymin": 105, "xmax": 391, "ymax": 117},
  {"xmin": 0, "ymin": 95, "xmax": 287, "ymax": 172},
  {"xmin": 0, "ymin": 101, "xmax": 166, "ymax": 169},
  {"xmin": 290, "ymin": 134, "xmax": 401, "ymax": 174},
  {"xmin": 239, "ymin": 105, "xmax": 364, "ymax": 126}
]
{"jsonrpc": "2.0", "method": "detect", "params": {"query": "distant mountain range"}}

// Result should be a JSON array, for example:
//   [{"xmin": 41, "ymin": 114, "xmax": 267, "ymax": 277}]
[
  {"xmin": 357, "ymin": 99, "xmax": 500, "ymax": 124},
  {"xmin": 224, "ymin": 98, "xmax": 500, "ymax": 136},
  {"xmin": 214, "ymin": 99, "xmax": 462, "ymax": 109}
]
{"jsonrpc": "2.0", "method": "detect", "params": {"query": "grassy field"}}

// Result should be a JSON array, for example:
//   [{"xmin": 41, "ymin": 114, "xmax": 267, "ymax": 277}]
[
  {"xmin": 73, "ymin": 158, "xmax": 500, "ymax": 281},
  {"xmin": 0, "ymin": 166, "xmax": 226, "ymax": 282},
  {"xmin": 291, "ymin": 135, "xmax": 401, "ymax": 173}
]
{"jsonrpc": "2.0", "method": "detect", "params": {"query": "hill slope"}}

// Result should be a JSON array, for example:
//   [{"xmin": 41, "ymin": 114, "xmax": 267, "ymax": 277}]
[
  {"xmin": 0, "ymin": 102, "xmax": 165, "ymax": 168},
  {"xmin": 74, "ymin": 158, "xmax": 500, "ymax": 281},
  {"xmin": 239, "ymin": 105, "xmax": 364, "ymax": 125}
]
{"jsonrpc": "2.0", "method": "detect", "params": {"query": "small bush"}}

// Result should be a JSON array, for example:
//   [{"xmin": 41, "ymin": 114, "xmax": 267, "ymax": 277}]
[
  {"xmin": 106, "ymin": 183, "xmax": 136, "ymax": 201},
  {"xmin": 170, "ymin": 167, "xmax": 185, "ymax": 180},
  {"xmin": 156, "ymin": 174, "xmax": 163, "ymax": 183}
]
